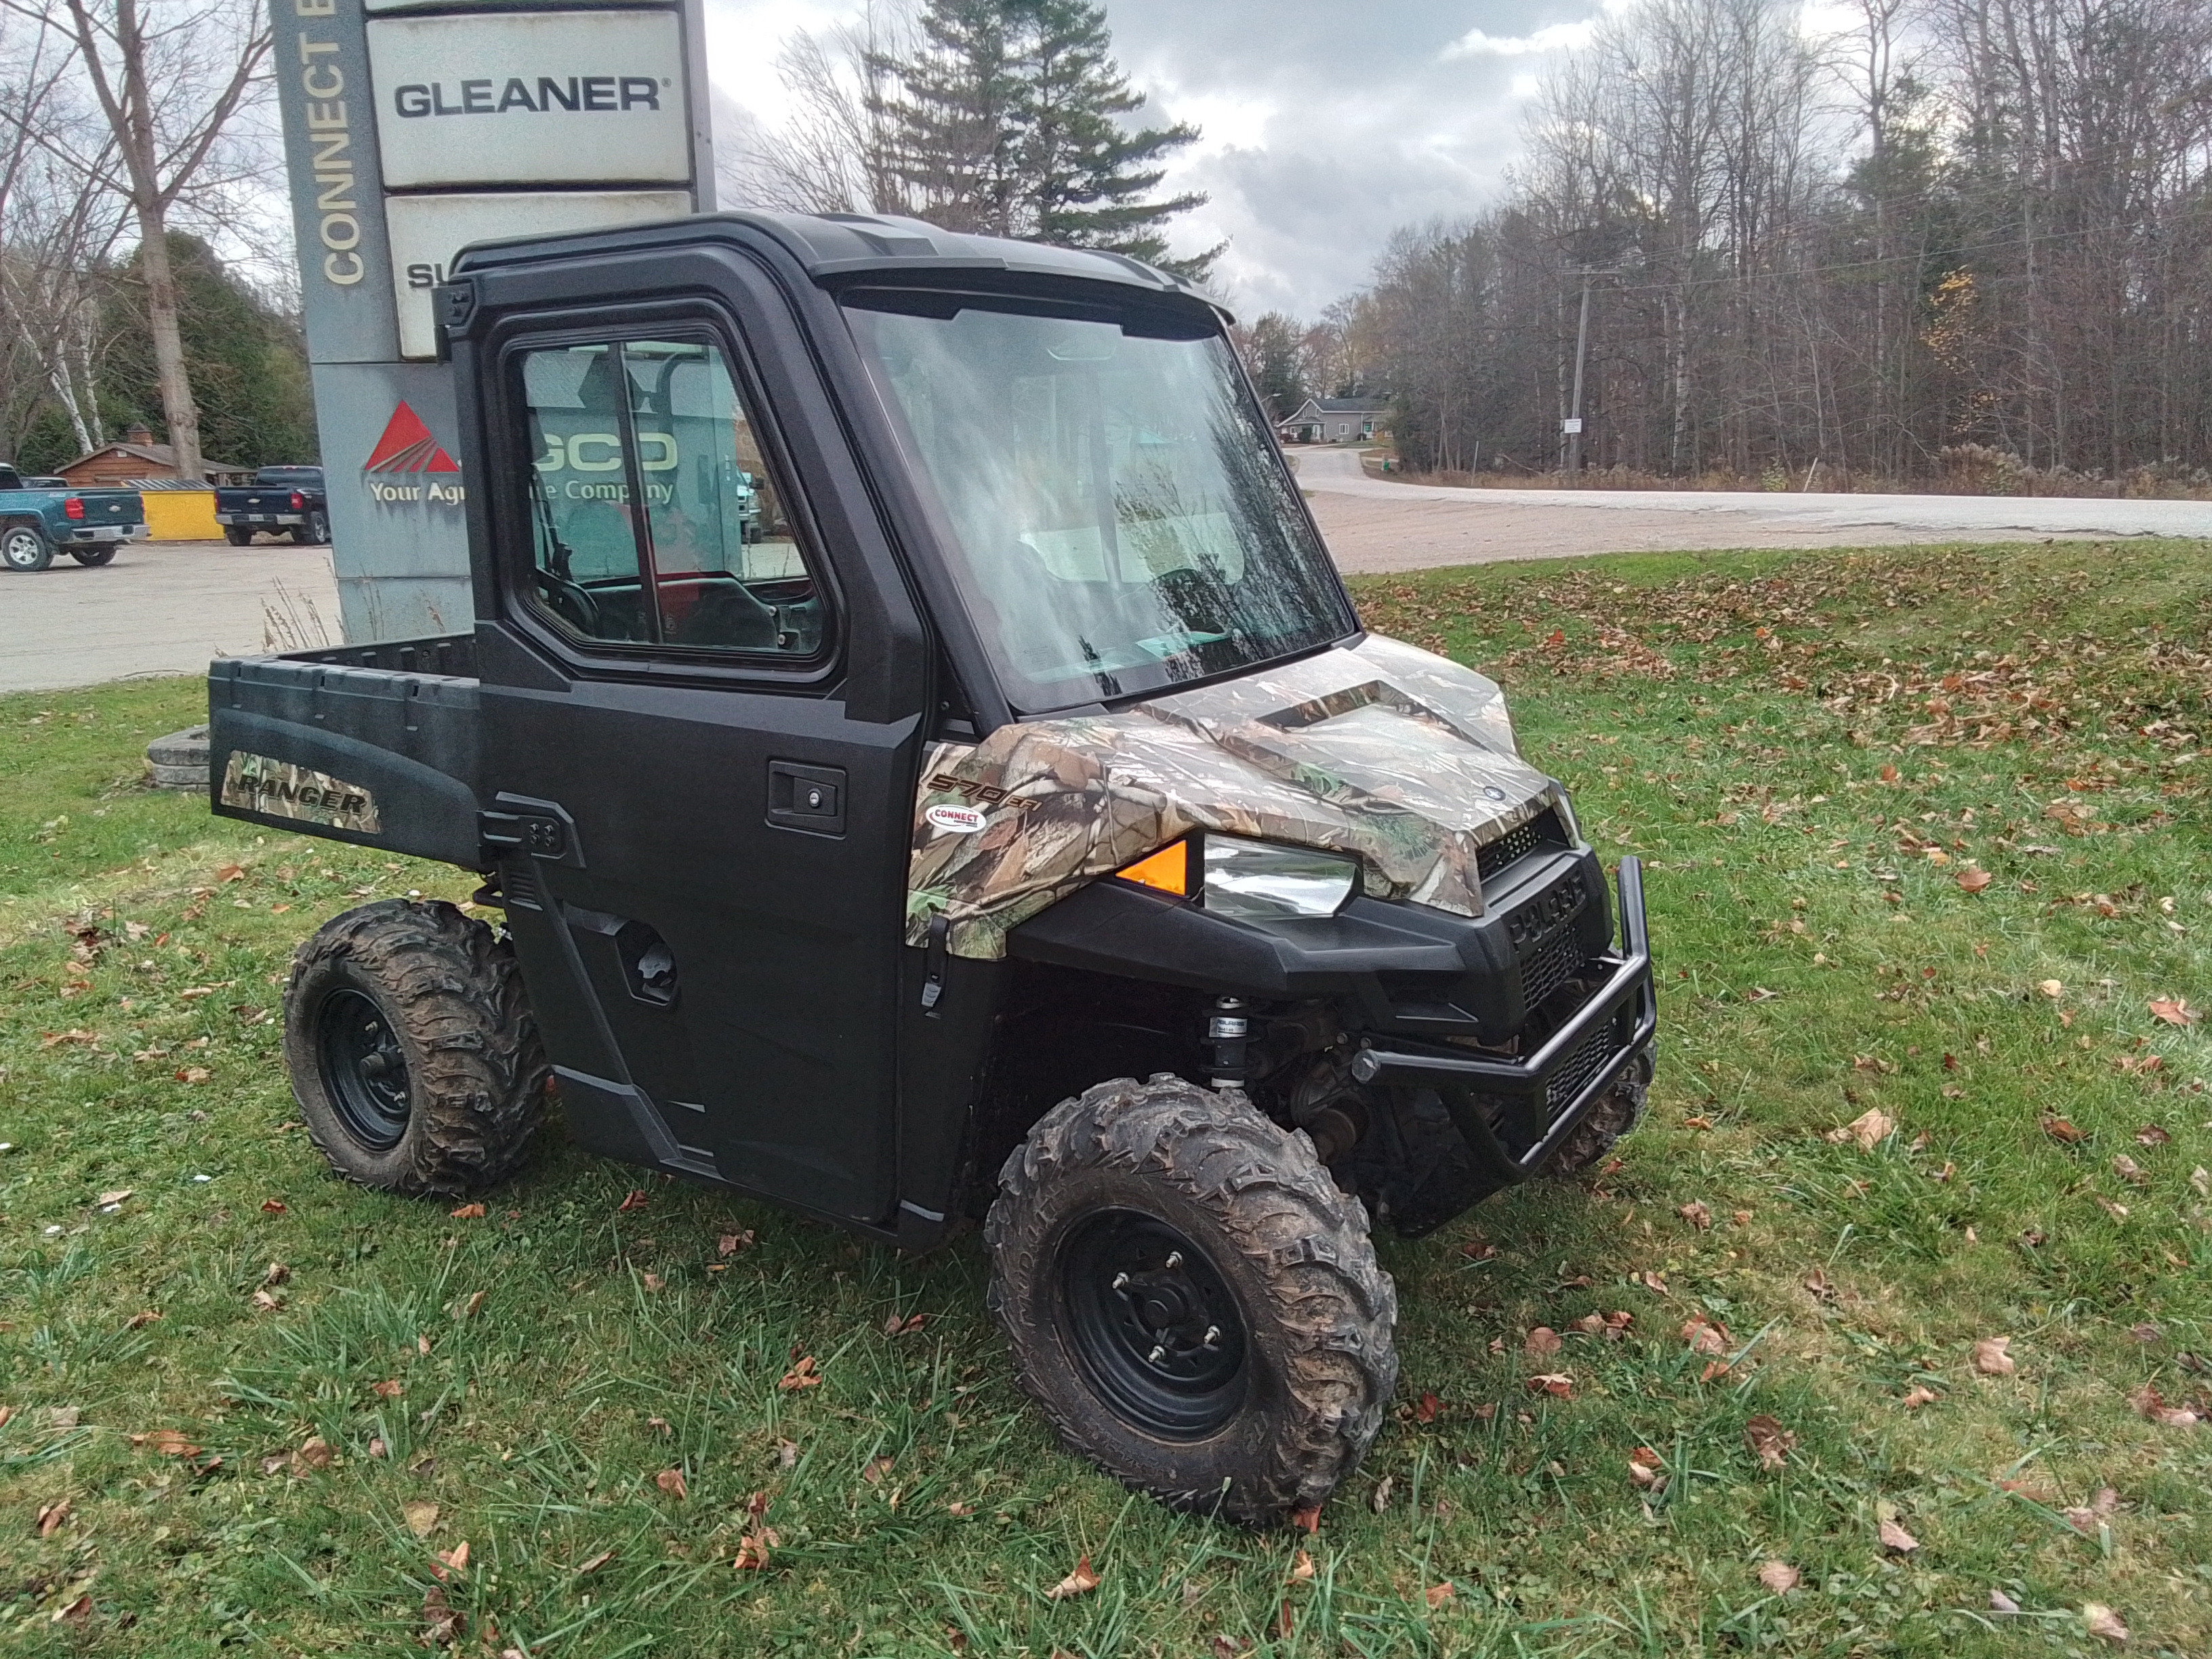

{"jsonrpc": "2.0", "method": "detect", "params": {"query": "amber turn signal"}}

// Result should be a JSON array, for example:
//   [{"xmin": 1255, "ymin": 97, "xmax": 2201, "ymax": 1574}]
[{"xmin": 1114, "ymin": 838, "xmax": 1190, "ymax": 897}]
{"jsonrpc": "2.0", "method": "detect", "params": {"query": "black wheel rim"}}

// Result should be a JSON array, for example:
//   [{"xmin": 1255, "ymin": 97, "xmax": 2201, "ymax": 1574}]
[
  {"xmin": 315, "ymin": 987, "xmax": 411, "ymax": 1151},
  {"xmin": 1059, "ymin": 1210, "xmax": 1249, "ymax": 1439}
]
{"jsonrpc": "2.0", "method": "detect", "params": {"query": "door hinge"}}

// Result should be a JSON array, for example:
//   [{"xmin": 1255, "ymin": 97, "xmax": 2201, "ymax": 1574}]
[{"xmin": 920, "ymin": 914, "xmax": 949, "ymax": 1012}]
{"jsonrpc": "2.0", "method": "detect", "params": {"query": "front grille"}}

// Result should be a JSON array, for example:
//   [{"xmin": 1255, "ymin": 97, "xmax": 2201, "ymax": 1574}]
[
  {"xmin": 1477, "ymin": 806, "xmax": 1567, "ymax": 884},
  {"xmin": 1545, "ymin": 1018, "xmax": 1620, "ymax": 1121},
  {"xmin": 1519, "ymin": 924, "xmax": 1584, "ymax": 1011}
]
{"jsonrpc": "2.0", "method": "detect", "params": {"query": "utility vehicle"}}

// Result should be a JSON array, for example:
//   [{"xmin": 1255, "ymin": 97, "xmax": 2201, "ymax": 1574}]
[{"xmin": 208, "ymin": 212, "xmax": 1655, "ymax": 1524}]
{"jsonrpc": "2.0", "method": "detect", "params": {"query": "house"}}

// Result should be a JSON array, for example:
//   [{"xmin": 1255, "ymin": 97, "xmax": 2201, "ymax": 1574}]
[
  {"xmin": 1277, "ymin": 396, "xmax": 1389, "ymax": 445},
  {"xmin": 54, "ymin": 425, "xmax": 252, "ymax": 487}
]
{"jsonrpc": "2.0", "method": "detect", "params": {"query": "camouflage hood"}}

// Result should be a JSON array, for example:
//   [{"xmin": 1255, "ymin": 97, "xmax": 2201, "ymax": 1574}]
[{"xmin": 909, "ymin": 635, "xmax": 1565, "ymax": 960}]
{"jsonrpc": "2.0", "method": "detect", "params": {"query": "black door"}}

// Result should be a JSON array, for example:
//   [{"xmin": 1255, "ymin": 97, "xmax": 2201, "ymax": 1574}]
[{"xmin": 470, "ymin": 312, "xmax": 924, "ymax": 1226}]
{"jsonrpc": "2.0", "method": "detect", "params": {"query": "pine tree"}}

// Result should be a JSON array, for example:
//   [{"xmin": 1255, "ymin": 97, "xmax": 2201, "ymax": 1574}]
[
  {"xmin": 882, "ymin": 0, "xmax": 1217, "ymax": 281},
  {"xmin": 1242, "ymin": 313, "xmax": 1306, "ymax": 416}
]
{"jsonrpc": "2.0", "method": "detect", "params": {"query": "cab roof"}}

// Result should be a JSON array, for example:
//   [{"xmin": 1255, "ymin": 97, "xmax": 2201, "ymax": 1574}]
[{"xmin": 451, "ymin": 210, "xmax": 1225, "ymax": 316}]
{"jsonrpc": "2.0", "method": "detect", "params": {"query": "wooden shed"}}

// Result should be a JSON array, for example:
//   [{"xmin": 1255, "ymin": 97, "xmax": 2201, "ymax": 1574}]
[{"xmin": 55, "ymin": 426, "xmax": 251, "ymax": 487}]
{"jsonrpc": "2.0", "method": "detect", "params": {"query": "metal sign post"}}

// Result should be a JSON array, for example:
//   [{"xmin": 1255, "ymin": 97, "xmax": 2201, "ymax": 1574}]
[{"xmin": 270, "ymin": 0, "xmax": 713, "ymax": 642}]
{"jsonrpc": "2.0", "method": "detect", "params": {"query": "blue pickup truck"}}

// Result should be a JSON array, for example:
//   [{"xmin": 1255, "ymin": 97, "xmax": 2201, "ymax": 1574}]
[{"xmin": 0, "ymin": 464, "xmax": 148, "ymax": 571}]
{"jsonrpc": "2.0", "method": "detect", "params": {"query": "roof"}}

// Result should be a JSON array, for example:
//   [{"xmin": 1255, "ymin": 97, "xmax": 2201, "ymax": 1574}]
[
  {"xmin": 1316, "ymin": 397, "xmax": 1390, "ymax": 413},
  {"xmin": 58, "ymin": 439, "xmax": 247, "ymax": 474},
  {"xmin": 451, "ymin": 210, "xmax": 1227, "ymax": 318}
]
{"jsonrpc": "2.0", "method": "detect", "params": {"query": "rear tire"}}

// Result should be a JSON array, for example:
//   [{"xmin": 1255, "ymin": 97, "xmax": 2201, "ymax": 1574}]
[
  {"xmin": 283, "ymin": 899, "xmax": 548, "ymax": 1195},
  {"xmin": 2, "ymin": 525, "xmax": 53, "ymax": 571},
  {"xmin": 304, "ymin": 510, "xmax": 330, "ymax": 544},
  {"xmin": 987, "ymin": 1076, "xmax": 1397, "ymax": 1525},
  {"xmin": 223, "ymin": 525, "xmax": 253, "ymax": 546},
  {"xmin": 70, "ymin": 545, "xmax": 117, "ymax": 566}
]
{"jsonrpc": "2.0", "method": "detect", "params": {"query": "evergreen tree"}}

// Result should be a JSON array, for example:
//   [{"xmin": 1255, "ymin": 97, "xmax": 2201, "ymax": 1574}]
[
  {"xmin": 882, "ymin": 0, "xmax": 1217, "ymax": 281},
  {"xmin": 1242, "ymin": 313, "xmax": 1306, "ymax": 416}
]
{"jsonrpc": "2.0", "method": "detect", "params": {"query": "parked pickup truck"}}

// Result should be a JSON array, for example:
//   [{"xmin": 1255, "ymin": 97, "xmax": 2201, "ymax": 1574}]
[
  {"xmin": 213, "ymin": 466, "xmax": 328, "ymax": 546},
  {"xmin": 0, "ymin": 464, "xmax": 147, "ymax": 571}
]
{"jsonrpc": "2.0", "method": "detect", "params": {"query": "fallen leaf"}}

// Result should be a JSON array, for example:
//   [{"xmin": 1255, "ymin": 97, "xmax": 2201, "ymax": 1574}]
[
  {"xmin": 1525, "ymin": 1373, "xmax": 1574, "ymax": 1398},
  {"xmin": 576, "ymin": 1549, "xmax": 614, "ymax": 1574},
  {"xmin": 1413, "ymin": 1391, "xmax": 1440, "ymax": 1423},
  {"xmin": 370, "ymin": 1378, "xmax": 402, "ymax": 1399},
  {"xmin": 947, "ymin": 1500, "xmax": 971, "ymax": 1517},
  {"xmin": 1879, "ymin": 1517, "xmax": 1919, "ymax": 1552},
  {"xmin": 432, "ymin": 1539, "xmax": 470, "ymax": 1579},
  {"xmin": 449, "ymin": 1203, "xmax": 485, "ymax": 1220},
  {"xmin": 1843, "ymin": 1109, "xmax": 1895, "ymax": 1151},
  {"xmin": 1523, "ymin": 1326, "xmax": 1561, "ymax": 1357},
  {"xmin": 655, "ymin": 1467, "xmax": 687, "ymax": 1499},
  {"xmin": 367, "ymin": 1437, "xmax": 388, "ymax": 1458},
  {"xmin": 777, "ymin": 1355, "xmax": 821, "ymax": 1391},
  {"xmin": 2195, "ymin": 1167, "xmax": 2211, "ymax": 1199},
  {"xmin": 95, "ymin": 1188, "xmax": 133, "ymax": 1207},
  {"xmin": 731, "ymin": 1526, "xmax": 777, "ymax": 1570},
  {"xmin": 776, "ymin": 1438, "xmax": 799, "ymax": 1469},
  {"xmin": 2129, "ymin": 1382, "xmax": 2202, "ymax": 1427},
  {"xmin": 2112, "ymin": 1154, "xmax": 2147, "ymax": 1186},
  {"xmin": 1290, "ymin": 1548, "xmax": 1315, "ymax": 1583},
  {"xmin": 1047, "ymin": 1555, "xmax": 1101, "ymax": 1600},
  {"xmin": 260, "ymin": 1198, "xmax": 287, "ymax": 1214},
  {"xmin": 458, "ymin": 1290, "xmax": 485, "ymax": 1319},
  {"xmin": 215, "ymin": 863, "xmax": 245, "ymax": 883},
  {"xmin": 718, "ymin": 1230, "xmax": 754, "ymax": 1256},
  {"xmin": 1900, "ymin": 1386, "xmax": 1939, "ymax": 1410},
  {"xmin": 617, "ymin": 1189, "xmax": 649, "ymax": 1212},
  {"xmin": 1423, "ymin": 1582, "xmax": 1454, "ymax": 1609},
  {"xmin": 1757, "ymin": 1561, "xmax": 1800, "ymax": 1593},
  {"xmin": 1677, "ymin": 1200, "xmax": 1713, "ymax": 1229},
  {"xmin": 882, "ymin": 1311, "xmax": 926, "ymax": 1336},
  {"xmin": 1370, "ymin": 1474, "xmax": 1395, "ymax": 1512},
  {"xmin": 1973, "ymin": 1336, "xmax": 2016, "ymax": 1376},
  {"xmin": 35, "ymin": 1500, "xmax": 70, "ymax": 1538},
  {"xmin": 1744, "ymin": 1414, "xmax": 1797, "ymax": 1470},
  {"xmin": 52, "ymin": 1593, "xmax": 91, "ymax": 1626},
  {"xmin": 1627, "ymin": 1446, "xmax": 1664, "ymax": 1490},
  {"xmin": 130, "ymin": 1429, "xmax": 200, "ymax": 1457},
  {"xmin": 2083, "ymin": 1603, "xmax": 2130, "ymax": 1645},
  {"xmin": 50, "ymin": 1406, "xmax": 79, "ymax": 1429},
  {"xmin": 2134, "ymin": 1124, "xmax": 2170, "ymax": 1147},
  {"xmin": 419, "ymin": 1586, "xmax": 463, "ymax": 1646},
  {"xmin": 1990, "ymin": 1589, "xmax": 2022, "ymax": 1614},
  {"xmin": 176, "ymin": 1067, "xmax": 211, "ymax": 1084},
  {"xmin": 403, "ymin": 1500, "xmax": 441, "ymax": 1538},
  {"xmin": 1682, "ymin": 1315, "xmax": 1732, "ymax": 1356},
  {"xmin": 251, "ymin": 1288, "xmax": 284, "ymax": 1312},
  {"xmin": 124, "ymin": 1309, "xmax": 161, "ymax": 1330},
  {"xmin": 2040, "ymin": 980, "xmax": 2064, "ymax": 999},
  {"xmin": 39, "ymin": 1029, "xmax": 98, "ymax": 1048},
  {"xmin": 291, "ymin": 1437, "xmax": 333, "ymax": 1473},
  {"xmin": 862, "ymin": 1455, "xmax": 893, "ymax": 1486},
  {"xmin": 2061, "ymin": 1488, "xmax": 2119, "ymax": 1532},
  {"xmin": 641, "ymin": 1273, "xmax": 665, "ymax": 1292},
  {"xmin": 2148, "ymin": 997, "xmax": 2197, "ymax": 1027},
  {"xmin": 1957, "ymin": 867, "xmax": 1992, "ymax": 893},
  {"xmin": 2041, "ymin": 1115, "xmax": 2085, "ymax": 1145}
]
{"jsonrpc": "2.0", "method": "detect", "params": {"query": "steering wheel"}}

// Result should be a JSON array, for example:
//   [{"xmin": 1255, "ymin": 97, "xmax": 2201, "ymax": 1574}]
[{"xmin": 533, "ymin": 566, "xmax": 602, "ymax": 636}]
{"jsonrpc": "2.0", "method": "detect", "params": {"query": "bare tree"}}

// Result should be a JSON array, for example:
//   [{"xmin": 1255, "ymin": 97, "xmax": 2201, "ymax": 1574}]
[
  {"xmin": 731, "ymin": 3, "xmax": 914, "ymax": 216},
  {"xmin": 2, "ymin": 0, "xmax": 270, "ymax": 480}
]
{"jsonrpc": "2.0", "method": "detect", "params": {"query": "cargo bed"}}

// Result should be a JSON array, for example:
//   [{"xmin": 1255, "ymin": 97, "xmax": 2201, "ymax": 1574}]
[{"xmin": 207, "ymin": 633, "xmax": 486, "ymax": 867}]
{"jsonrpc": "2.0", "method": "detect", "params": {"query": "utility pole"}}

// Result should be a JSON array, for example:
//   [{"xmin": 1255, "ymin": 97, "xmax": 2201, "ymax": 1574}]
[{"xmin": 1564, "ymin": 267, "xmax": 1594, "ymax": 474}]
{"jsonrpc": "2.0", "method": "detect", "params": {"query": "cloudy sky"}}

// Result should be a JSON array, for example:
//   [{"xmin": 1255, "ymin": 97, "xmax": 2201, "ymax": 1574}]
[{"xmin": 698, "ymin": 0, "xmax": 1613, "ymax": 320}]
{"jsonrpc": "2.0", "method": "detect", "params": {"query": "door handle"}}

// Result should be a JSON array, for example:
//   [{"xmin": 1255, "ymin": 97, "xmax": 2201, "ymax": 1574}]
[{"xmin": 766, "ymin": 760, "xmax": 846, "ymax": 838}]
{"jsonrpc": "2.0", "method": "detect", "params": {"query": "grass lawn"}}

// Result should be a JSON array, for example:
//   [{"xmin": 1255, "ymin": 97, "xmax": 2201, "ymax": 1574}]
[{"xmin": 1, "ymin": 539, "xmax": 2208, "ymax": 1658}]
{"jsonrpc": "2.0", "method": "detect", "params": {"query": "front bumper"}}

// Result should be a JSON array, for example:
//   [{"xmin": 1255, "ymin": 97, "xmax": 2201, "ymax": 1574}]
[
  {"xmin": 1347, "ymin": 857, "xmax": 1656, "ymax": 1181},
  {"xmin": 66, "ymin": 523, "xmax": 148, "ymax": 543}
]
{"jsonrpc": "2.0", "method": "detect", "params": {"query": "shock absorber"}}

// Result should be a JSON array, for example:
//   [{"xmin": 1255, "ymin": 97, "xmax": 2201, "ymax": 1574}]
[{"xmin": 1207, "ymin": 996, "xmax": 1250, "ymax": 1094}]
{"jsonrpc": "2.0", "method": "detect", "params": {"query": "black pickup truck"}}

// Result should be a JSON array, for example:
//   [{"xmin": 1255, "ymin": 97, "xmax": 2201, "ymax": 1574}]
[
  {"xmin": 205, "ymin": 211, "xmax": 1655, "ymax": 1525},
  {"xmin": 213, "ymin": 466, "xmax": 328, "ymax": 546}
]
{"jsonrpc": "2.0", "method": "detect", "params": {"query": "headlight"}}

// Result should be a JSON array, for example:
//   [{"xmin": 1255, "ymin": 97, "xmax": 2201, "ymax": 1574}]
[{"xmin": 1113, "ymin": 834, "xmax": 1361, "ymax": 921}]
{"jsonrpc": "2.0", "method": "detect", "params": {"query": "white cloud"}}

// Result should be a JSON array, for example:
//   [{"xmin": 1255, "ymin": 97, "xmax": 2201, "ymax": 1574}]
[{"xmin": 1441, "ymin": 20, "xmax": 1597, "ymax": 58}]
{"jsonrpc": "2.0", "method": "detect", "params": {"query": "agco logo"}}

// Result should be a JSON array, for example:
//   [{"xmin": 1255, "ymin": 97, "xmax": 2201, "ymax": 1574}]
[{"xmin": 364, "ymin": 402, "xmax": 465, "ymax": 507}]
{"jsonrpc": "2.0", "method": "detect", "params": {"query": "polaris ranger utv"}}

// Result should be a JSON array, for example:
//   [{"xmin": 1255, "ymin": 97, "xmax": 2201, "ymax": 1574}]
[{"xmin": 209, "ymin": 211, "xmax": 1654, "ymax": 1525}]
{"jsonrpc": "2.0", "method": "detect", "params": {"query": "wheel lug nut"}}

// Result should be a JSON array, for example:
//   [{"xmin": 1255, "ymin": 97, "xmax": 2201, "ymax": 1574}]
[
  {"xmin": 1147, "ymin": 1345, "xmax": 1166, "ymax": 1364},
  {"xmin": 1111, "ymin": 1272, "xmax": 1129, "ymax": 1291},
  {"xmin": 1165, "ymin": 1251, "xmax": 1183, "ymax": 1269},
  {"xmin": 1203, "ymin": 1326, "xmax": 1220, "ymax": 1347}
]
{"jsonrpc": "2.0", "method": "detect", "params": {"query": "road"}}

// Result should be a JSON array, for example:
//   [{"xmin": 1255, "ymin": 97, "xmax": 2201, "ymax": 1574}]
[
  {"xmin": 1293, "ymin": 445, "xmax": 2212, "ymax": 572},
  {"xmin": 1, "ymin": 539, "xmax": 339, "ymax": 695}
]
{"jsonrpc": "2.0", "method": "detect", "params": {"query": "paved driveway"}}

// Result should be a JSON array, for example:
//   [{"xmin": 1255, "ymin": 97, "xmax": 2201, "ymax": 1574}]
[
  {"xmin": 1294, "ymin": 445, "xmax": 2212, "ymax": 572},
  {"xmin": 0, "ymin": 539, "xmax": 340, "ymax": 694}
]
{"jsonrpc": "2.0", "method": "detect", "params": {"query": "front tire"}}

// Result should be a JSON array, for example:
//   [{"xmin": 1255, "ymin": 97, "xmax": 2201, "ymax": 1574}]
[
  {"xmin": 987, "ymin": 1076, "xmax": 1397, "ymax": 1525},
  {"xmin": 2, "ymin": 525, "xmax": 54, "ymax": 571},
  {"xmin": 1542, "ymin": 1051, "xmax": 1652, "ymax": 1178},
  {"xmin": 283, "ymin": 899, "xmax": 548, "ymax": 1195}
]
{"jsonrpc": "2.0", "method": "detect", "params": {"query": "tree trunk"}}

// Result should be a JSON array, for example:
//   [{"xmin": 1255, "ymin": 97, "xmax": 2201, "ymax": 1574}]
[{"xmin": 133, "ymin": 205, "xmax": 201, "ymax": 480}]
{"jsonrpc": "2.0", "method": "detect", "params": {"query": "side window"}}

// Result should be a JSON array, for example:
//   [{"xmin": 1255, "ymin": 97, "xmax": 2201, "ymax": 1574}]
[{"xmin": 518, "ymin": 336, "xmax": 825, "ymax": 656}]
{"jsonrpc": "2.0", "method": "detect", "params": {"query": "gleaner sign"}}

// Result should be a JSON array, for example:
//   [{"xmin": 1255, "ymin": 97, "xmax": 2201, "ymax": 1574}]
[
  {"xmin": 367, "ymin": 10, "xmax": 690, "ymax": 188},
  {"xmin": 391, "ymin": 75, "xmax": 665, "ymax": 116}
]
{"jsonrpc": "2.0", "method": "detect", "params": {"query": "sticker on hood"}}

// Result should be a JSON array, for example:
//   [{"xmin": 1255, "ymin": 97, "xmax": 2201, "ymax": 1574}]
[{"xmin": 924, "ymin": 803, "xmax": 988, "ymax": 834}]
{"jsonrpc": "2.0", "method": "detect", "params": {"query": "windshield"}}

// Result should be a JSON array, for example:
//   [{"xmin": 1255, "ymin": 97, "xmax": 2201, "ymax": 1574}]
[{"xmin": 842, "ymin": 293, "xmax": 1356, "ymax": 712}]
